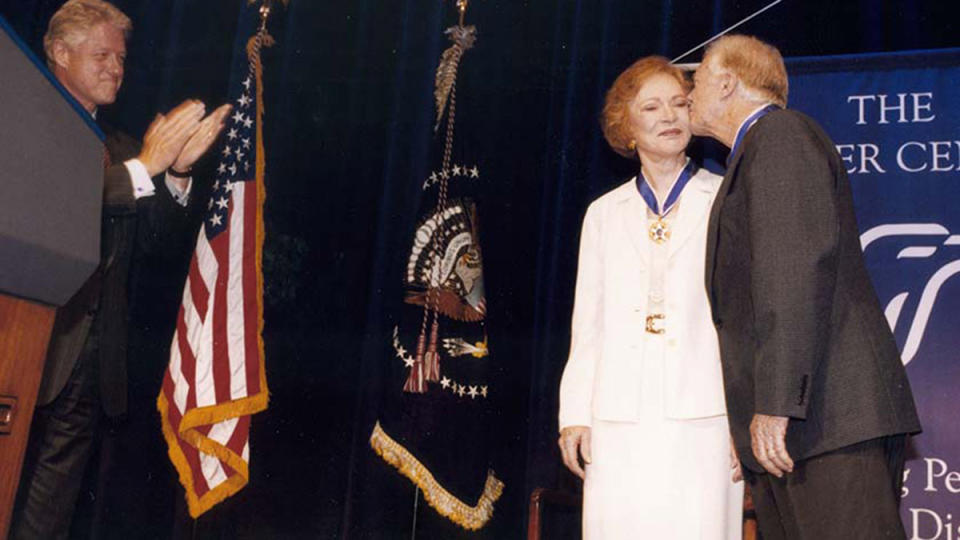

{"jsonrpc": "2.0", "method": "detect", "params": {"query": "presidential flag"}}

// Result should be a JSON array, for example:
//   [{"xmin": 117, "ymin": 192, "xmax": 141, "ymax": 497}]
[
  {"xmin": 368, "ymin": 21, "xmax": 504, "ymax": 533},
  {"xmin": 158, "ymin": 2, "xmax": 270, "ymax": 518}
]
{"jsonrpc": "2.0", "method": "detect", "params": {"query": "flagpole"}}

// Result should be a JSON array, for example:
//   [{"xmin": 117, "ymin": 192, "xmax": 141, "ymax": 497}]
[
  {"xmin": 410, "ymin": 487, "xmax": 420, "ymax": 540},
  {"xmin": 670, "ymin": 0, "xmax": 784, "ymax": 64}
]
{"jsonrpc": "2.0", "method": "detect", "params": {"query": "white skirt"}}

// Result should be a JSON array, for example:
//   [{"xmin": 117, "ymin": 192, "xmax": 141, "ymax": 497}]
[{"xmin": 582, "ymin": 336, "xmax": 743, "ymax": 539}]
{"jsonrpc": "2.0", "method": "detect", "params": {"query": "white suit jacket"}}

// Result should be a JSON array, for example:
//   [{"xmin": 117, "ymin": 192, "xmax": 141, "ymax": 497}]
[{"xmin": 559, "ymin": 167, "xmax": 727, "ymax": 428}]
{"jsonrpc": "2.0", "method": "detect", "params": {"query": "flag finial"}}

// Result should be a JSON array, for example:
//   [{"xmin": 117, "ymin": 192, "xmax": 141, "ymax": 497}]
[
  {"xmin": 259, "ymin": 1, "xmax": 272, "ymax": 33},
  {"xmin": 456, "ymin": 0, "xmax": 468, "ymax": 26}
]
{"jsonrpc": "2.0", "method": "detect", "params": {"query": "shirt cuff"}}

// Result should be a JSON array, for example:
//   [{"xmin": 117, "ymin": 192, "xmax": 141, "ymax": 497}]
[
  {"xmin": 124, "ymin": 159, "xmax": 155, "ymax": 199},
  {"xmin": 164, "ymin": 174, "xmax": 192, "ymax": 207}
]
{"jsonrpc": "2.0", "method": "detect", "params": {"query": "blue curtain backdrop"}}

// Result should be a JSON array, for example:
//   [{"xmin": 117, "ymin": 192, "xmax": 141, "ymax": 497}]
[{"xmin": 0, "ymin": 0, "xmax": 957, "ymax": 537}]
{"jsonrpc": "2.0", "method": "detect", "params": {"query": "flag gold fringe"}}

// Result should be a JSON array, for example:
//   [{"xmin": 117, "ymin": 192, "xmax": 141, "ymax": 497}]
[
  {"xmin": 157, "ymin": 27, "xmax": 270, "ymax": 520},
  {"xmin": 370, "ymin": 421, "xmax": 504, "ymax": 530},
  {"xmin": 158, "ymin": 393, "xmax": 253, "ymax": 518}
]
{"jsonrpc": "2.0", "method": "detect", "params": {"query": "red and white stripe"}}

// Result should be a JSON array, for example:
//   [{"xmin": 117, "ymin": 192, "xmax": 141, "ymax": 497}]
[{"xmin": 161, "ymin": 179, "xmax": 264, "ymax": 509}]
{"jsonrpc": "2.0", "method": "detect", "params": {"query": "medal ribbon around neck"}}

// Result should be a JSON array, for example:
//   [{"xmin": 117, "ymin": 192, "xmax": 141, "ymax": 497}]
[
  {"xmin": 635, "ymin": 158, "xmax": 698, "ymax": 244},
  {"xmin": 727, "ymin": 104, "xmax": 779, "ymax": 166}
]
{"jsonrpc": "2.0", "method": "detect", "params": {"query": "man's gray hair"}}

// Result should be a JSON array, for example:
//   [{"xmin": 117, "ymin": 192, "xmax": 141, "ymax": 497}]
[
  {"xmin": 705, "ymin": 34, "xmax": 788, "ymax": 107},
  {"xmin": 43, "ymin": 0, "xmax": 132, "ymax": 68}
]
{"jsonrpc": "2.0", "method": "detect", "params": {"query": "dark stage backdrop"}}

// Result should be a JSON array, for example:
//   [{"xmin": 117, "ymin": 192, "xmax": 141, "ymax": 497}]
[{"xmin": 0, "ymin": 0, "xmax": 957, "ymax": 538}]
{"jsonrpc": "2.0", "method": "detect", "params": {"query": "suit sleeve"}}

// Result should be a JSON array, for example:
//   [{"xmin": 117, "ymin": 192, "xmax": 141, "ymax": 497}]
[
  {"xmin": 744, "ymin": 115, "xmax": 839, "ymax": 419},
  {"xmin": 103, "ymin": 162, "xmax": 138, "ymax": 215},
  {"xmin": 558, "ymin": 203, "xmax": 604, "ymax": 430},
  {"xmin": 106, "ymin": 128, "xmax": 194, "ymax": 253},
  {"xmin": 133, "ymin": 171, "xmax": 194, "ymax": 259}
]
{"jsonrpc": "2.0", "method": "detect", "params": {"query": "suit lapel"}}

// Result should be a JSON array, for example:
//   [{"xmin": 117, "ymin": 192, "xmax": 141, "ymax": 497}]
[
  {"xmin": 704, "ymin": 150, "xmax": 745, "ymax": 299},
  {"xmin": 617, "ymin": 183, "xmax": 651, "ymax": 270}
]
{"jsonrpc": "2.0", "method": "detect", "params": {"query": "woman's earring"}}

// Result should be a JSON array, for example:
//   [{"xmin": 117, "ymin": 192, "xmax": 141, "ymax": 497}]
[{"xmin": 627, "ymin": 139, "xmax": 637, "ymax": 151}]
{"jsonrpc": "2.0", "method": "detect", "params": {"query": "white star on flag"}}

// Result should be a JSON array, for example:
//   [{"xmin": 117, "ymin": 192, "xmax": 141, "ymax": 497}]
[
  {"xmin": 216, "ymin": 197, "xmax": 229, "ymax": 210},
  {"xmin": 209, "ymin": 213, "xmax": 223, "ymax": 227}
]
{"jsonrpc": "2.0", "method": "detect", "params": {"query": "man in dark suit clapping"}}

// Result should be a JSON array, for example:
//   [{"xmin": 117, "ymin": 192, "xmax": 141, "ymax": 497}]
[
  {"xmin": 688, "ymin": 34, "xmax": 921, "ymax": 539},
  {"xmin": 10, "ymin": 1, "xmax": 230, "ymax": 538}
]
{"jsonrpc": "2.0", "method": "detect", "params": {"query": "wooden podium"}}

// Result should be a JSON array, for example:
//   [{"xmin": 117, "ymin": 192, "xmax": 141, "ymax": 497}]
[
  {"xmin": 0, "ymin": 299, "xmax": 56, "ymax": 538},
  {"xmin": 0, "ymin": 15, "xmax": 104, "ymax": 538}
]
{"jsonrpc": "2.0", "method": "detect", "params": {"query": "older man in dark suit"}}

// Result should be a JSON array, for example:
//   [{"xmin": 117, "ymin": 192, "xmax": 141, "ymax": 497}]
[
  {"xmin": 10, "ymin": 1, "xmax": 230, "ymax": 538},
  {"xmin": 688, "ymin": 34, "xmax": 922, "ymax": 539}
]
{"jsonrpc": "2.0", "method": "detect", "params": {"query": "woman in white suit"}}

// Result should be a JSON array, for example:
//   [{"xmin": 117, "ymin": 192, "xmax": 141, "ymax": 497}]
[{"xmin": 558, "ymin": 56, "xmax": 743, "ymax": 539}]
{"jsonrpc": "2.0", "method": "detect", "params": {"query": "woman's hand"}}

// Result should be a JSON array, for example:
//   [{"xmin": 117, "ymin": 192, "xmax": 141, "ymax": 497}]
[
  {"xmin": 558, "ymin": 426, "xmax": 592, "ymax": 480},
  {"xmin": 730, "ymin": 435, "xmax": 743, "ymax": 483}
]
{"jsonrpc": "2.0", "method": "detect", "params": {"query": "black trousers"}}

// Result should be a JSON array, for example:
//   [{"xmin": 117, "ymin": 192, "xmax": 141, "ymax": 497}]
[
  {"xmin": 747, "ymin": 436, "xmax": 907, "ymax": 540},
  {"xmin": 11, "ymin": 330, "xmax": 102, "ymax": 540}
]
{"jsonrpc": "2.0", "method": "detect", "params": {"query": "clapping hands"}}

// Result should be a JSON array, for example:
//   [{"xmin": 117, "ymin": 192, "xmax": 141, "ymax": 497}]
[{"xmin": 137, "ymin": 100, "xmax": 232, "ymax": 178}]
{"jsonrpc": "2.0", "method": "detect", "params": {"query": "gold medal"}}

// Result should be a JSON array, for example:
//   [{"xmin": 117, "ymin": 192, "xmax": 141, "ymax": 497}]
[{"xmin": 649, "ymin": 218, "xmax": 670, "ymax": 244}]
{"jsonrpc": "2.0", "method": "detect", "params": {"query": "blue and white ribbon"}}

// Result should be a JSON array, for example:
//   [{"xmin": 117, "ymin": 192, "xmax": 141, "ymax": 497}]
[
  {"xmin": 728, "ymin": 104, "xmax": 779, "ymax": 166},
  {"xmin": 636, "ymin": 158, "xmax": 699, "ymax": 217}
]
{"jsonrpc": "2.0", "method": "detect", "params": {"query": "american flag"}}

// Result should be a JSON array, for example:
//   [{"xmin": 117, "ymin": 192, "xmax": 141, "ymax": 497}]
[{"xmin": 158, "ymin": 7, "xmax": 269, "ymax": 518}]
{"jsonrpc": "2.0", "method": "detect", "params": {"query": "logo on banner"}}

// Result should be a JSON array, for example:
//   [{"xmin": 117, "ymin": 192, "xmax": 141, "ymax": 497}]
[{"xmin": 861, "ymin": 223, "xmax": 960, "ymax": 365}]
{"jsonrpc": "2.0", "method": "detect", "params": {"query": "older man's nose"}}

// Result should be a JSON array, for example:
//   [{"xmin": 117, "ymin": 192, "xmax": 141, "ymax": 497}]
[{"xmin": 106, "ymin": 56, "xmax": 123, "ymax": 76}]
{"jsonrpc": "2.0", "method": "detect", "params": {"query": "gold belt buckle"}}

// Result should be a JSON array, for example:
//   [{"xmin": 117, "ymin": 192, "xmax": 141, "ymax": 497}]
[{"xmin": 645, "ymin": 313, "xmax": 665, "ymax": 334}]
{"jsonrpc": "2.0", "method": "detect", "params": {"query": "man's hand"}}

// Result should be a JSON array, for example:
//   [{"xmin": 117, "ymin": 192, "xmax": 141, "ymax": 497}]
[
  {"xmin": 171, "ymin": 103, "xmax": 232, "ymax": 174},
  {"xmin": 137, "ymin": 100, "xmax": 206, "ymax": 177},
  {"xmin": 558, "ymin": 426, "xmax": 592, "ymax": 480},
  {"xmin": 750, "ymin": 413, "xmax": 794, "ymax": 477},
  {"xmin": 729, "ymin": 435, "xmax": 743, "ymax": 482}
]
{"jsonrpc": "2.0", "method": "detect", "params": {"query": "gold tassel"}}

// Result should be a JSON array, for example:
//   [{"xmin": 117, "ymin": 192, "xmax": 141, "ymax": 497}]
[
  {"xmin": 424, "ymin": 318, "xmax": 441, "ymax": 382},
  {"xmin": 403, "ymin": 332, "xmax": 428, "ymax": 393}
]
